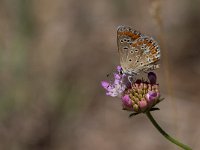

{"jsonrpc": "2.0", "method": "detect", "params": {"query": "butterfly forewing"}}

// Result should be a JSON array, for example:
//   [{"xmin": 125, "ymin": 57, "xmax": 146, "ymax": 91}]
[
  {"xmin": 117, "ymin": 25, "xmax": 161, "ymax": 74},
  {"xmin": 117, "ymin": 25, "xmax": 143, "ymax": 74}
]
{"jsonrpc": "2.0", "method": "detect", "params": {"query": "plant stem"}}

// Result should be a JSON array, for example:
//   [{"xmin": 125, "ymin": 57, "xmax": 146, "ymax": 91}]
[{"xmin": 146, "ymin": 111, "xmax": 192, "ymax": 150}]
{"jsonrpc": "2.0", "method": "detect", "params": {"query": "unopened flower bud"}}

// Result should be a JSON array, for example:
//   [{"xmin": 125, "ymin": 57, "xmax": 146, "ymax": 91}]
[
  {"xmin": 122, "ymin": 95, "xmax": 132, "ymax": 108},
  {"xmin": 133, "ymin": 104, "xmax": 139, "ymax": 112},
  {"xmin": 139, "ymin": 100, "xmax": 147, "ymax": 111},
  {"xmin": 138, "ymin": 89, "xmax": 143, "ymax": 94},
  {"xmin": 134, "ymin": 93, "xmax": 139, "ymax": 97},
  {"xmin": 146, "ymin": 91, "xmax": 158, "ymax": 104},
  {"xmin": 135, "ymin": 98, "xmax": 139, "ymax": 104},
  {"xmin": 138, "ymin": 94, "xmax": 143, "ymax": 99},
  {"xmin": 144, "ymin": 83, "xmax": 148, "ymax": 89}
]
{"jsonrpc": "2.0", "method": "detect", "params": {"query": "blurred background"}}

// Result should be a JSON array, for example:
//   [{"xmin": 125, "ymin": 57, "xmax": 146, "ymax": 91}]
[{"xmin": 0, "ymin": 0, "xmax": 200, "ymax": 150}]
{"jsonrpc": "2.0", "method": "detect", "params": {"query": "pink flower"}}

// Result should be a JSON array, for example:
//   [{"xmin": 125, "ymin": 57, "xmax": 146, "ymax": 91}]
[{"xmin": 101, "ymin": 65, "xmax": 163, "ymax": 114}]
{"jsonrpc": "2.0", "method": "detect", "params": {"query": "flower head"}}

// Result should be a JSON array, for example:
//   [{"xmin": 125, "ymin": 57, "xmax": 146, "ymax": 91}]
[
  {"xmin": 123, "ymin": 79, "xmax": 160, "ymax": 112},
  {"xmin": 101, "ymin": 67, "xmax": 163, "ymax": 114}
]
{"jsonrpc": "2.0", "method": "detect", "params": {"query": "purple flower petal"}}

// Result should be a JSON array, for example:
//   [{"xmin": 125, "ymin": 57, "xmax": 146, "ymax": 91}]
[
  {"xmin": 101, "ymin": 81, "xmax": 110, "ymax": 90},
  {"xmin": 106, "ymin": 92, "xmax": 117, "ymax": 97},
  {"xmin": 117, "ymin": 66, "xmax": 122, "ymax": 73},
  {"xmin": 114, "ymin": 73, "xmax": 121, "ymax": 80}
]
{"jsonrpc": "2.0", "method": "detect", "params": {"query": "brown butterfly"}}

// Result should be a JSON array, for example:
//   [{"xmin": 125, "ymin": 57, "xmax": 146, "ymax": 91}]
[{"xmin": 117, "ymin": 25, "xmax": 161, "ymax": 75}]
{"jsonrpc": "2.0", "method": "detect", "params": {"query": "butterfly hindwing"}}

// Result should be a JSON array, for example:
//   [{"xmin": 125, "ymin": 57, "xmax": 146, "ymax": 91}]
[{"xmin": 127, "ymin": 36, "xmax": 161, "ymax": 72}]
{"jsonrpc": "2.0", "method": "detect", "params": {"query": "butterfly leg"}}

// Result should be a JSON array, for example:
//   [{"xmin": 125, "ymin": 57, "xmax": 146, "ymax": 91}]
[{"xmin": 128, "ymin": 76, "xmax": 134, "ymax": 84}]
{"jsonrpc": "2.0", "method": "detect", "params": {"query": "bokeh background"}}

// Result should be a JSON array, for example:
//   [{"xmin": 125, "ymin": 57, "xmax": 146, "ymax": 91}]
[{"xmin": 0, "ymin": 0, "xmax": 200, "ymax": 150}]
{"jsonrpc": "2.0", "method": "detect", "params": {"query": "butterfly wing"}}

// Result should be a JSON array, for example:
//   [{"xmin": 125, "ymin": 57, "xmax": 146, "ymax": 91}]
[
  {"xmin": 117, "ymin": 25, "xmax": 161, "ymax": 74},
  {"xmin": 126, "ymin": 36, "xmax": 161, "ymax": 73},
  {"xmin": 117, "ymin": 25, "xmax": 143, "ymax": 74}
]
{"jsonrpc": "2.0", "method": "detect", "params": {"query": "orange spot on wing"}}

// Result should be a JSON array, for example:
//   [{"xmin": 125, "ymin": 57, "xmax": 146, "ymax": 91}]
[
  {"xmin": 153, "ymin": 57, "xmax": 158, "ymax": 62},
  {"xmin": 118, "ymin": 31, "xmax": 140, "ymax": 40},
  {"xmin": 144, "ymin": 41, "xmax": 153, "ymax": 46},
  {"xmin": 151, "ymin": 49, "xmax": 157, "ymax": 54},
  {"xmin": 131, "ymin": 43, "xmax": 137, "ymax": 47},
  {"xmin": 147, "ymin": 43, "xmax": 152, "ymax": 46}
]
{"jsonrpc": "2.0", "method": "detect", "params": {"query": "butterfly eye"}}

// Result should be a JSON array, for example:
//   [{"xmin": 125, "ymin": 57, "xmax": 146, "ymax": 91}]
[
  {"xmin": 130, "ymin": 50, "xmax": 134, "ymax": 54},
  {"xmin": 135, "ymin": 49, "xmax": 138, "ymax": 52},
  {"xmin": 129, "ymin": 59, "xmax": 132, "ymax": 62},
  {"xmin": 141, "ymin": 46, "xmax": 145, "ymax": 49},
  {"xmin": 127, "ymin": 39, "xmax": 130, "ymax": 42},
  {"xmin": 124, "ymin": 39, "xmax": 127, "ymax": 42},
  {"xmin": 140, "ymin": 63, "xmax": 143, "ymax": 65}
]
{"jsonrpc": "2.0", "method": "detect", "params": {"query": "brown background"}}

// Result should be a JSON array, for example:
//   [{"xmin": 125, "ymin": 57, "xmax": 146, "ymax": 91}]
[{"xmin": 0, "ymin": 0, "xmax": 200, "ymax": 150}]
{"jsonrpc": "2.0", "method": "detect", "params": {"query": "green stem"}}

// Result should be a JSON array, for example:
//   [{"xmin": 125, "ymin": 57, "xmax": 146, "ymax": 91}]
[{"xmin": 146, "ymin": 111, "xmax": 192, "ymax": 150}]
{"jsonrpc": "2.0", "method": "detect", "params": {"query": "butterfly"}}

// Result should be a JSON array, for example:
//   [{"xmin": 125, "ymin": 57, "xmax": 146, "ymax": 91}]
[{"xmin": 117, "ymin": 25, "xmax": 161, "ymax": 76}]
